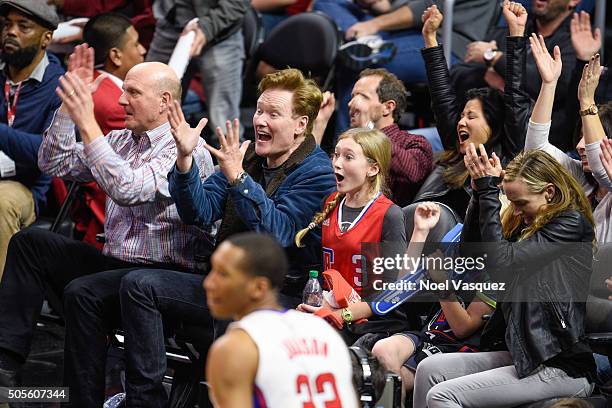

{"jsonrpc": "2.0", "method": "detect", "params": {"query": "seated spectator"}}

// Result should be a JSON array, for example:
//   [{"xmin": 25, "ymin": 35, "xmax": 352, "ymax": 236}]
[
  {"xmin": 295, "ymin": 127, "xmax": 406, "ymax": 293},
  {"xmin": 413, "ymin": 146, "xmax": 596, "ymax": 406},
  {"xmin": 369, "ymin": 202, "xmax": 496, "ymax": 401},
  {"xmin": 412, "ymin": 3, "xmax": 530, "ymax": 220},
  {"xmin": 114, "ymin": 68, "xmax": 336, "ymax": 407},
  {"xmin": 84, "ymin": 12, "xmax": 147, "ymax": 135},
  {"xmin": 59, "ymin": 12, "xmax": 148, "ymax": 248},
  {"xmin": 0, "ymin": 50, "xmax": 214, "ymax": 408},
  {"xmin": 295, "ymin": 202, "xmax": 441, "ymax": 335},
  {"xmin": 525, "ymin": 39, "xmax": 612, "ymax": 243},
  {"xmin": 313, "ymin": 0, "xmax": 498, "ymax": 131},
  {"xmin": 0, "ymin": 0, "xmax": 62, "ymax": 276},
  {"xmin": 205, "ymin": 232, "xmax": 358, "ymax": 407},
  {"xmin": 450, "ymin": 0, "xmax": 578, "ymax": 151},
  {"xmin": 146, "ymin": 0, "xmax": 247, "ymax": 145},
  {"xmin": 314, "ymin": 68, "xmax": 433, "ymax": 206}
]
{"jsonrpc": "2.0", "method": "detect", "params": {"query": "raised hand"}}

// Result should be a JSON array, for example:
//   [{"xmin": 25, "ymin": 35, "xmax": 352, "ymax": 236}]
[
  {"xmin": 168, "ymin": 100, "xmax": 208, "ymax": 172},
  {"xmin": 421, "ymin": 5, "xmax": 443, "ymax": 47},
  {"xmin": 578, "ymin": 53, "xmax": 603, "ymax": 109},
  {"xmin": 56, "ymin": 72, "xmax": 100, "ymax": 142},
  {"xmin": 67, "ymin": 43, "xmax": 106, "ymax": 94},
  {"xmin": 182, "ymin": 18, "xmax": 207, "ymax": 57},
  {"xmin": 530, "ymin": 33, "xmax": 562, "ymax": 84},
  {"xmin": 464, "ymin": 143, "xmax": 503, "ymax": 180},
  {"xmin": 312, "ymin": 91, "xmax": 336, "ymax": 145},
  {"xmin": 599, "ymin": 138, "xmax": 612, "ymax": 184},
  {"xmin": 414, "ymin": 202, "xmax": 441, "ymax": 232},
  {"xmin": 205, "ymin": 119, "xmax": 251, "ymax": 184},
  {"xmin": 503, "ymin": 0, "xmax": 528, "ymax": 37},
  {"xmin": 570, "ymin": 11, "xmax": 601, "ymax": 62}
]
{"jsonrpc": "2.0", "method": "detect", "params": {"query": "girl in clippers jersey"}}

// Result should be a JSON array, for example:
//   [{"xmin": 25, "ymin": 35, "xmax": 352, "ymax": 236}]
[{"xmin": 295, "ymin": 127, "xmax": 406, "ymax": 293}]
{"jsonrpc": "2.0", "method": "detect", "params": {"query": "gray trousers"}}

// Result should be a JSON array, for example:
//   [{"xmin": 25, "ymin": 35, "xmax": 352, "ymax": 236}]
[
  {"xmin": 413, "ymin": 351, "xmax": 594, "ymax": 408},
  {"xmin": 146, "ymin": 21, "xmax": 244, "ymax": 144}
]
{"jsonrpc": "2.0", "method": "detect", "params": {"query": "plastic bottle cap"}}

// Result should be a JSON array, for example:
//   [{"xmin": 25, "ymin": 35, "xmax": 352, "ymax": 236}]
[{"xmin": 309, "ymin": 270, "xmax": 318, "ymax": 278}]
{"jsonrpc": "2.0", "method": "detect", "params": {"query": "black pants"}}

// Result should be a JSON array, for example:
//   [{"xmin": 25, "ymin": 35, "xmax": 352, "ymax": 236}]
[{"xmin": 0, "ymin": 228, "xmax": 183, "ymax": 407}]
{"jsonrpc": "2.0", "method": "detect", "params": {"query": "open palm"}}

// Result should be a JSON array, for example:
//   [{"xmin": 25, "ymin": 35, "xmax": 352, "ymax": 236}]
[
  {"xmin": 67, "ymin": 43, "xmax": 106, "ymax": 93},
  {"xmin": 530, "ymin": 34, "xmax": 562, "ymax": 84}
]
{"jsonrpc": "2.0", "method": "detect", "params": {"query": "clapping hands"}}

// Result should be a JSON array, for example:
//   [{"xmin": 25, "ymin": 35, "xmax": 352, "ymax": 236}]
[{"xmin": 464, "ymin": 143, "xmax": 503, "ymax": 186}]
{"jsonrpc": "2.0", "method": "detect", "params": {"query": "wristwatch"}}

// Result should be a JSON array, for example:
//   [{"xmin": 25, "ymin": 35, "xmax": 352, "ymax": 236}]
[
  {"xmin": 484, "ymin": 48, "xmax": 499, "ymax": 67},
  {"xmin": 230, "ymin": 171, "xmax": 247, "ymax": 186},
  {"xmin": 341, "ymin": 308, "xmax": 353, "ymax": 325},
  {"xmin": 580, "ymin": 104, "xmax": 598, "ymax": 116}
]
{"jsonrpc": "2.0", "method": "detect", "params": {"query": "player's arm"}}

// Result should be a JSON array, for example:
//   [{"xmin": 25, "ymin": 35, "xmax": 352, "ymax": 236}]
[{"xmin": 206, "ymin": 329, "xmax": 258, "ymax": 408}]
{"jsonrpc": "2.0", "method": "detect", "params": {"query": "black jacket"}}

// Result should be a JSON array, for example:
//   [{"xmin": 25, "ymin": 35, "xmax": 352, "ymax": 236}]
[
  {"xmin": 466, "ymin": 176, "xmax": 594, "ymax": 379},
  {"xmin": 450, "ymin": 15, "xmax": 576, "ymax": 150},
  {"xmin": 413, "ymin": 36, "xmax": 531, "ymax": 219}
]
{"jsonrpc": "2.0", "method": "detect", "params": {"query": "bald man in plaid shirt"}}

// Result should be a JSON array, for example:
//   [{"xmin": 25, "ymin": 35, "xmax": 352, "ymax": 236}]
[{"xmin": 0, "ymin": 47, "xmax": 214, "ymax": 407}]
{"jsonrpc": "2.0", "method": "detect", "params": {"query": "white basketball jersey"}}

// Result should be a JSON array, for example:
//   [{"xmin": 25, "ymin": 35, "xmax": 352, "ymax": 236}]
[{"xmin": 230, "ymin": 309, "xmax": 358, "ymax": 408}]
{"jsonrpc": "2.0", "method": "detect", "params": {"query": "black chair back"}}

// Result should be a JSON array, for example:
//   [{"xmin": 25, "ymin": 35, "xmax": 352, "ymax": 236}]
[
  {"xmin": 402, "ymin": 201, "xmax": 461, "ymax": 243},
  {"xmin": 255, "ymin": 11, "xmax": 342, "ymax": 90}
]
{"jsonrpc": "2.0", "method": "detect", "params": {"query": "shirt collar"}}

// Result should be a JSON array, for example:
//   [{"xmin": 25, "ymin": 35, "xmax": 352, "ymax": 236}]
[
  {"xmin": 132, "ymin": 121, "xmax": 171, "ymax": 145},
  {"xmin": 96, "ymin": 69, "xmax": 123, "ymax": 89},
  {"xmin": 1, "ymin": 53, "xmax": 49, "ymax": 85}
]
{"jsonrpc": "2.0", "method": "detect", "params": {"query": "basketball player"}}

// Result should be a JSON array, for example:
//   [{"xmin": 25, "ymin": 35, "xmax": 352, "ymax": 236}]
[{"xmin": 204, "ymin": 232, "xmax": 359, "ymax": 407}]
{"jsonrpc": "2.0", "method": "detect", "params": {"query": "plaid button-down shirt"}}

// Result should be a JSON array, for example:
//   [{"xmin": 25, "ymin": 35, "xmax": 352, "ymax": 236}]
[{"xmin": 39, "ymin": 111, "xmax": 215, "ymax": 269}]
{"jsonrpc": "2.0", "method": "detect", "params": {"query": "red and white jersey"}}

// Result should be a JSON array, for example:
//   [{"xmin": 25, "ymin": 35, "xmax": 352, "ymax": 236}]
[
  {"xmin": 230, "ymin": 309, "xmax": 358, "ymax": 408},
  {"xmin": 322, "ymin": 192, "xmax": 393, "ymax": 292}
]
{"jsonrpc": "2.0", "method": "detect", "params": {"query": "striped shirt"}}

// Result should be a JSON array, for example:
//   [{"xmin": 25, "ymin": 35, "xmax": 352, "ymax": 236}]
[{"xmin": 38, "ymin": 110, "xmax": 215, "ymax": 269}]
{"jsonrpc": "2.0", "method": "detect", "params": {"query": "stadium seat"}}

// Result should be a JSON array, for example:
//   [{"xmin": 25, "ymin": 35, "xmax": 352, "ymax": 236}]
[
  {"xmin": 402, "ymin": 201, "xmax": 462, "ymax": 242},
  {"xmin": 251, "ymin": 11, "xmax": 342, "ymax": 91}
]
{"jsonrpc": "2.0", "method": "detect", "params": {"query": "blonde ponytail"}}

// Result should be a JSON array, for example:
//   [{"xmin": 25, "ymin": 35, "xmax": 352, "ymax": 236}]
[{"xmin": 295, "ymin": 193, "xmax": 345, "ymax": 247}]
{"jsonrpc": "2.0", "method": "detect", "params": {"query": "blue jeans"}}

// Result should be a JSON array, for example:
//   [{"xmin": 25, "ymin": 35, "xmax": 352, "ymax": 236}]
[
  {"xmin": 119, "ymin": 269, "xmax": 213, "ymax": 408},
  {"xmin": 118, "ymin": 268, "xmax": 301, "ymax": 407},
  {"xmin": 595, "ymin": 353, "xmax": 612, "ymax": 386},
  {"xmin": 313, "ymin": 0, "xmax": 458, "ymax": 133}
]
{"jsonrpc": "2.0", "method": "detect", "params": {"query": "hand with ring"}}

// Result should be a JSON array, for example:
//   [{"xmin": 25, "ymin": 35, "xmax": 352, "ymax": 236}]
[
  {"xmin": 56, "ymin": 71, "xmax": 102, "ymax": 143},
  {"xmin": 464, "ymin": 143, "xmax": 504, "ymax": 181}
]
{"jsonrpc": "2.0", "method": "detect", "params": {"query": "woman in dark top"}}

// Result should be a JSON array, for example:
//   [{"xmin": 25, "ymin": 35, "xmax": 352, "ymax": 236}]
[
  {"xmin": 412, "ymin": 144, "xmax": 596, "ymax": 407},
  {"xmin": 413, "ymin": 2, "xmax": 530, "ymax": 220}
]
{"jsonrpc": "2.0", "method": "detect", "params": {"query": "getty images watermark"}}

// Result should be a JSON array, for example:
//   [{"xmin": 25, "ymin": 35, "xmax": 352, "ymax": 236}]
[
  {"xmin": 355, "ymin": 241, "xmax": 594, "ymax": 302},
  {"xmin": 369, "ymin": 252, "xmax": 506, "ymax": 293}
]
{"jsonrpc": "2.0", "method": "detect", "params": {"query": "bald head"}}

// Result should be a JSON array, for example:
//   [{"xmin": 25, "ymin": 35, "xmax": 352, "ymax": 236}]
[
  {"xmin": 119, "ymin": 62, "xmax": 182, "ymax": 133},
  {"xmin": 128, "ymin": 62, "xmax": 182, "ymax": 101}
]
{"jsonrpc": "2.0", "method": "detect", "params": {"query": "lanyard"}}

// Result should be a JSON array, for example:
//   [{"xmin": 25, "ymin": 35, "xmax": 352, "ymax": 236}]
[
  {"xmin": 337, "ymin": 192, "xmax": 381, "ymax": 233},
  {"xmin": 4, "ymin": 81, "xmax": 22, "ymax": 127}
]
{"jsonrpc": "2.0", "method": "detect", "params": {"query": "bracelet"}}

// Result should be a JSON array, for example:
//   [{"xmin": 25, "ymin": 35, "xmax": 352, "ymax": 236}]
[{"xmin": 230, "ymin": 171, "xmax": 247, "ymax": 186}]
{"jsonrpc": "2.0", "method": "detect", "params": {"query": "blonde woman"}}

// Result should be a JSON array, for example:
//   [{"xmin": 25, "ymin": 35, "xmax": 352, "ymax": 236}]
[{"xmin": 413, "ymin": 145, "xmax": 596, "ymax": 407}]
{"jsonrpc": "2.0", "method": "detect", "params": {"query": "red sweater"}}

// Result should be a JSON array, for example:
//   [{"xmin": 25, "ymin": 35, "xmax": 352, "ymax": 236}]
[{"xmin": 381, "ymin": 123, "xmax": 433, "ymax": 207}]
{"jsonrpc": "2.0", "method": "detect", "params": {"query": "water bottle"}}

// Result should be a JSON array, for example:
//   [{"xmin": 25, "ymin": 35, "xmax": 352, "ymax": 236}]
[
  {"xmin": 303, "ymin": 270, "xmax": 323, "ymax": 307},
  {"xmin": 103, "ymin": 393, "xmax": 125, "ymax": 408}
]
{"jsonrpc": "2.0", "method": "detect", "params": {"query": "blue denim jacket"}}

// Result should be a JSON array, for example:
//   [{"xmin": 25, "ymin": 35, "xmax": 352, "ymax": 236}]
[{"xmin": 168, "ymin": 135, "xmax": 336, "ymax": 294}]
